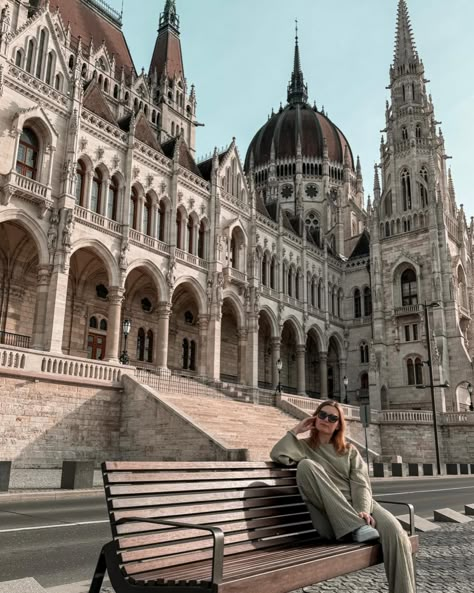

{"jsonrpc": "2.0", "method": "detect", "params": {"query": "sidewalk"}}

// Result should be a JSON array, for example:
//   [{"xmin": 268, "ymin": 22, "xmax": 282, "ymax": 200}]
[{"xmin": 41, "ymin": 522, "xmax": 474, "ymax": 592}]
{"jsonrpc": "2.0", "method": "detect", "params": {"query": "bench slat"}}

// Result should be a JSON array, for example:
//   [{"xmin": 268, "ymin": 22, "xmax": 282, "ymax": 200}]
[
  {"xmin": 104, "ymin": 461, "xmax": 277, "ymax": 471},
  {"xmin": 107, "ymin": 477, "xmax": 296, "ymax": 493},
  {"xmin": 106, "ymin": 469, "xmax": 296, "ymax": 483}
]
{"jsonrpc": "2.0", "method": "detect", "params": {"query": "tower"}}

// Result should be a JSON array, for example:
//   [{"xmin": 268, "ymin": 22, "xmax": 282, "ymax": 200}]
[
  {"xmin": 371, "ymin": 0, "xmax": 471, "ymax": 412},
  {"xmin": 149, "ymin": 0, "xmax": 197, "ymax": 151}
]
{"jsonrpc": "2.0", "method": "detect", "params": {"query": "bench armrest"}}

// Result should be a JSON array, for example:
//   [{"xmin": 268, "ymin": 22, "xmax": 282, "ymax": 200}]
[
  {"xmin": 373, "ymin": 500, "xmax": 415, "ymax": 536},
  {"xmin": 116, "ymin": 517, "xmax": 225, "ymax": 584}
]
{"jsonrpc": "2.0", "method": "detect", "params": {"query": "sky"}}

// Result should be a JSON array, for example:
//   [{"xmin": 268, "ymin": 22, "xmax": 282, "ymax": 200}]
[{"xmin": 108, "ymin": 0, "xmax": 474, "ymax": 215}]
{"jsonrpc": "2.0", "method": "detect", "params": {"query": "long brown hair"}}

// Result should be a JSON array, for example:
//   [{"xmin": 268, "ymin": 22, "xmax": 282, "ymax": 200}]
[{"xmin": 308, "ymin": 400, "xmax": 350, "ymax": 455}]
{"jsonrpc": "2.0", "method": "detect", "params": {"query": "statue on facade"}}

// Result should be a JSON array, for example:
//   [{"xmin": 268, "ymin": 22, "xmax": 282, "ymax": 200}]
[
  {"xmin": 47, "ymin": 209, "xmax": 59, "ymax": 258},
  {"xmin": 62, "ymin": 209, "xmax": 74, "ymax": 248},
  {"xmin": 167, "ymin": 257, "xmax": 177, "ymax": 291},
  {"xmin": 119, "ymin": 241, "xmax": 129, "ymax": 271}
]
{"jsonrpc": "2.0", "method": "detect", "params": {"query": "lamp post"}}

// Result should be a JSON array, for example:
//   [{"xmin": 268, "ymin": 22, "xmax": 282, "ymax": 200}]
[
  {"xmin": 119, "ymin": 319, "xmax": 131, "ymax": 365},
  {"xmin": 276, "ymin": 358, "xmax": 283, "ymax": 395},
  {"xmin": 343, "ymin": 375, "xmax": 349, "ymax": 405},
  {"xmin": 422, "ymin": 301, "xmax": 441, "ymax": 475}
]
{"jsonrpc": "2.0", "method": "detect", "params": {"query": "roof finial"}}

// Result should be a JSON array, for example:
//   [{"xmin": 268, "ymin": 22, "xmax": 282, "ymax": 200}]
[
  {"xmin": 393, "ymin": 0, "xmax": 418, "ymax": 69},
  {"xmin": 287, "ymin": 19, "xmax": 308, "ymax": 105},
  {"xmin": 159, "ymin": 0, "xmax": 179, "ymax": 32}
]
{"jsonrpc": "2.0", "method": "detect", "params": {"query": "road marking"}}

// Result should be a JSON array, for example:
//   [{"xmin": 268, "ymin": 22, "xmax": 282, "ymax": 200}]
[
  {"xmin": 376, "ymin": 485, "xmax": 474, "ymax": 497},
  {"xmin": 0, "ymin": 519, "xmax": 109, "ymax": 533}
]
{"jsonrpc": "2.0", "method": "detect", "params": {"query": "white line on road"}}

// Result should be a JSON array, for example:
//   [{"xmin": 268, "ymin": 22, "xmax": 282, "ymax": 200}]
[
  {"xmin": 376, "ymin": 485, "xmax": 474, "ymax": 497},
  {"xmin": 0, "ymin": 520, "xmax": 109, "ymax": 533}
]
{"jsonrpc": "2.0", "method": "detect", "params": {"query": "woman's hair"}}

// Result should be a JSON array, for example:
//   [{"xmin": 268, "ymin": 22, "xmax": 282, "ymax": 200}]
[{"xmin": 308, "ymin": 399, "xmax": 350, "ymax": 455}]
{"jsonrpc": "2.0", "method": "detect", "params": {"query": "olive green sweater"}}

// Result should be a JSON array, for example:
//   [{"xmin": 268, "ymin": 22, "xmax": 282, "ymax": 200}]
[{"xmin": 270, "ymin": 430, "xmax": 373, "ymax": 514}]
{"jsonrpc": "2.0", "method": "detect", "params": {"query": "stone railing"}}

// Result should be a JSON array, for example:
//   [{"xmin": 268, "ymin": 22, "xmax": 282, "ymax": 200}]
[
  {"xmin": 441, "ymin": 412, "xmax": 474, "ymax": 425},
  {"xmin": 175, "ymin": 248, "xmax": 208, "ymax": 269},
  {"xmin": 223, "ymin": 266, "xmax": 247, "ymax": 285},
  {"xmin": 394, "ymin": 304, "xmax": 421, "ymax": 317},
  {"xmin": 378, "ymin": 410, "xmax": 433, "ymax": 423},
  {"xmin": 1, "ymin": 170, "xmax": 52, "ymax": 215},
  {"xmin": 74, "ymin": 205, "xmax": 122, "ymax": 235},
  {"xmin": 280, "ymin": 394, "xmax": 361, "ymax": 421},
  {"xmin": 0, "ymin": 331, "xmax": 31, "ymax": 349},
  {"xmin": 0, "ymin": 344, "xmax": 127, "ymax": 385},
  {"xmin": 128, "ymin": 228, "xmax": 170, "ymax": 256}
]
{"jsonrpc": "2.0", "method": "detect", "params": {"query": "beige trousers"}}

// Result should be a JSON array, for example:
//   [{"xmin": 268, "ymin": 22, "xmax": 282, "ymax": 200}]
[{"xmin": 296, "ymin": 459, "xmax": 416, "ymax": 593}]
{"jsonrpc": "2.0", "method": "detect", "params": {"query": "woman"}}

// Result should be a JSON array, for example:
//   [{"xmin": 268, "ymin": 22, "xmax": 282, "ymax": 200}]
[{"xmin": 270, "ymin": 400, "xmax": 416, "ymax": 593}]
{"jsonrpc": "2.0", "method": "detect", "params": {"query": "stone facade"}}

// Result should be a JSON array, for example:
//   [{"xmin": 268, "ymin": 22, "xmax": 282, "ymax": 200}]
[{"xmin": 0, "ymin": 0, "xmax": 472, "ymax": 427}]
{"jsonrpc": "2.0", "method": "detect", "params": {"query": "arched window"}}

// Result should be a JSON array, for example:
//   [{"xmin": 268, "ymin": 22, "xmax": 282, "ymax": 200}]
[
  {"xmin": 182, "ymin": 338, "xmax": 189, "ymax": 369},
  {"xmin": 363, "ymin": 287, "xmax": 372, "ymax": 316},
  {"xmin": 76, "ymin": 160, "xmax": 86, "ymax": 205},
  {"xmin": 145, "ymin": 330, "xmax": 154, "ymax": 363},
  {"xmin": 401, "ymin": 126, "xmax": 408, "ymax": 141},
  {"xmin": 130, "ymin": 188, "xmax": 138, "ymax": 229},
  {"xmin": 354, "ymin": 288, "xmax": 361, "ymax": 318},
  {"xmin": 45, "ymin": 51, "xmax": 54, "ymax": 85},
  {"xmin": 107, "ymin": 176, "xmax": 118, "ymax": 220},
  {"xmin": 113, "ymin": 84, "xmax": 119, "ymax": 99},
  {"xmin": 384, "ymin": 192, "xmax": 392, "ymax": 217},
  {"xmin": 36, "ymin": 29, "xmax": 46, "ymax": 78},
  {"xmin": 288, "ymin": 268, "xmax": 293, "ymax": 297},
  {"xmin": 305, "ymin": 212, "xmax": 320, "ymax": 246},
  {"xmin": 401, "ymin": 169, "xmax": 412, "ymax": 211},
  {"xmin": 144, "ymin": 195, "xmax": 152, "ymax": 236},
  {"xmin": 158, "ymin": 201, "xmax": 166, "ymax": 242},
  {"xmin": 187, "ymin": 215, "xmax": 194, "ymax": 254},
  {"xmin": 190, "ymin": 340, "xmax": 196, "ymax": 371},
  {"xmin": 99, "ymin": 319, "xmax": 107, "ymax": 331},
  {"xmin": 91, "ymin": 168, "xmax": 102, "ymax": 213},
  {"xmin": 136, "ymin": 328, "xmax": 145, "ymax": 361},
  {"xmin": 89, "ymin": 316, "xmax": 98, "ymax": 329},
  {"xmin": 176, "ymin": 210, "xmax": 184, "ymax": 249},
  {"xmin": 16, "ymin": 128, "xmax": 39, "ymax": 179},
  {"xmin": 419, "ymin": 167, "xmax": 429, "ymax": 208},
  {"xmin": 415, "ymin": 357, "xmax": 423, "ymax": 385},
  {"xmin": 415, "ymin": 124, "xmax": 421, "ymax": 139},
  {"xmin": 360, "ymin": 373, "xmax": 369, "ymax": 390},
  {"xmin": 401, "ymin": 269, "xmax": 417, "ymax": 306},
  {"xmin": 81, "ymin": 63, "xmax": 87, "ymax": 78},
  {"xmin": 15, "ymin": 49, "xmax": 23, "ymax": 67},
  {"xmin": 54, "ymin": 73, "xmax": 62, "ymax": 91},
  {"xmin": 198, "ymin": 221, "xmax": 205, "ymax": 259},
  {"xmin": 317, "ymin": 281, "xmax": 322, "ymax": 309},
  {"xmin": 231, "ymin": 235, "xmax": 237, "ymax": 268},
  {"xmin": 26, "ymin": 39, "xmax": 34, "ymax": 73},
  {"xmin": 360, "ymin": 342, "xmax": 369, "ymax": 364},
  {"xmin": 261, "ymin": 252, "xmax": 268, "ymax": 286},
  {"xmin": 407, "ymin": 359, "xmax": 415, "ymax": 385},
  {"xmin": 270, "ymin": 258, "xmax": 276, "ymax": 289}
]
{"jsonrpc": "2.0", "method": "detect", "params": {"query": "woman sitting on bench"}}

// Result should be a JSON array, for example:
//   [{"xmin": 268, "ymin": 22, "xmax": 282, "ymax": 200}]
[{"xmin": 270, "ymin": 400, "xmax": 416, "ymax": 593}]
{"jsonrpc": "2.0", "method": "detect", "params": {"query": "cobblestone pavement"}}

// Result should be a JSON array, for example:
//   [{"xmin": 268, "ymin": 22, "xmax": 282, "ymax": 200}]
[{"xmin": 96, "ymin": 522, "xmax": 474, "ymax": 593}]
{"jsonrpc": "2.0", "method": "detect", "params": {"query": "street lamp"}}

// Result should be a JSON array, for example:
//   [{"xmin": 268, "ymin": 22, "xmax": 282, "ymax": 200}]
[
  {"xmin": 276, "ymin": 358, "xmax": 283, "ymax": 395},
  {"xmin": 343, "ymin": 375, "xmax": 349, "ymax": 405},
  {"xmin": 119, "ymin": 319, "xmax": 131, "ymax": 365}
]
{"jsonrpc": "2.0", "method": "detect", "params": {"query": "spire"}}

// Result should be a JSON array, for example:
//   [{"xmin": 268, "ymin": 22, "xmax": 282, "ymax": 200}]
[
  {"xmin": 393, "ymin": 0, "xmax": 418, "ymax": 69},
  {"xmin": 160, "ymin": 0, "xmax": 179, "ymax": 33},
  {"xmin": 356, "ymin": 155, "xmax": 362, "ymax": 178},
  {"xmin": 287, "ymin": 20, "xmax": 308, "ymax": 105}
]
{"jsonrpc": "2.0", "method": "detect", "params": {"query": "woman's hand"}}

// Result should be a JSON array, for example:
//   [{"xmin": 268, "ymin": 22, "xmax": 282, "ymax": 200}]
[
  {"xmin": 292, "ymin": 417, "xmax": 316, "ymax": 435},
  {"xmin": 358, "ymin": 512, "xmax": 376, "ymax": 527}
]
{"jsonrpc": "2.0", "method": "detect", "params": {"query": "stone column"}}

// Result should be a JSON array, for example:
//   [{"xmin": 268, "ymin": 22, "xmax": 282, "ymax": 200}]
[
  {"xmin": 339, "ymin": 359, "xmax": 347, "ymax": 404},
  {"xmin": 104, "ymin": 287, "xmax": 124, "ymax": 362},
  {"xmin": 31, "ymin": 266, "xmax": 51, "ymax": 350},
  {"xmin": 238, "ymin": 329, "xmax": 248, "ymax": 384},
  {"xmin": 296, "ymin": 344, "xmax": 306, "ymax": 396},
  {"xmin": 156, "ymin": 301, "xmax": 171, "ymax": 371},
  {"xmin": 246, "ymin": 314, "xmax": 259, "ymax": 389},
  {"xmin": 136, "ymin": 196, "xmax": 145, "ymax": 233},
  {"xmin": 271, "ymin": 336, "xmax": 281, "ymax": 388},
  {"xmin": 46, "ymin": 145, "xmax": 56, "ymax": 188},
  {"xmin": 319, "ymin": 351, "xmax": 328, "ymax": 399},
  {"xmin": 207, "ymin": 312, "xmax": 222, "ymax": 381},
  {"xmin": 197, "ymin": 314, "xmax": 209, "ymax": 377},
  {"xmin": 43, "ymin": 265, "xmax": 71, "ymax": 353}
]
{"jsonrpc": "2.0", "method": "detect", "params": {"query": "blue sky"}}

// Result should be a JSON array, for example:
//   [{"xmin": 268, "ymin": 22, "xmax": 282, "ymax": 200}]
[{"xmin": 110, "ymin": 0, "xmax": 474, "ymax": 215}]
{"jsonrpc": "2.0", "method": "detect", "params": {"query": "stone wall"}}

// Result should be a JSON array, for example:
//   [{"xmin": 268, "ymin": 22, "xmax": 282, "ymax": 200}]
[
  {"xmin": 119, "ymin": 375, "xmax": 246, "ymax": 461},
  {"xmin": 0, "ymin": 374, "xmax": 121, "ymax": 468}
]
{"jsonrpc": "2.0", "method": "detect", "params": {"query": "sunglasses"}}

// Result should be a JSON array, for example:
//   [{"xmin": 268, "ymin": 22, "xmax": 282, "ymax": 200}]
[{"xmin": 317, "ymin": 410, "xmax": 339, "ymax": 423}]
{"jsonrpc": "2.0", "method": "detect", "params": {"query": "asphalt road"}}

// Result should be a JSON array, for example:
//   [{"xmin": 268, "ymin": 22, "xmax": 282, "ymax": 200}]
[{"xmin": 0, "ymin": 476, "xmax": 473, "ymax": 588}]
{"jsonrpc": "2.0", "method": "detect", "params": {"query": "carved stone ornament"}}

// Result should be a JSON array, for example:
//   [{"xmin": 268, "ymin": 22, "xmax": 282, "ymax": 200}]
[
  {"xmin": 178, "ymin": 191, "xmax": 184, "ymax": 203},
  {"xmin": 160, "ymin": 181, "xmax": 167, "ymax": 194},
  {"xmin": 146, "ymin": 174, "xmax": 154, "ymax": 188},
  {"xmin": 133, "ymin": 166, "xmax": 140, "ymax": 179},
  {"xmin": 200, "ymin": 203, "xmax": 206, "ymax": 215},
  {"xmin": 96, "ymin": 146, "xmax": 105, "ymax": 161},
  {"xmin": 188, "ymin": 197, "xmax": 195, "ymax": 210},
  {"xmin": 79, "ymin": 137, "xmax": 88, "ymax": 151},
  {"xmin": 119, "ymin": 241, "xmax": 129, "ymax": 271},
  {"xmin": 112, "ymin": 155, "xmax": 120, "ymax": 169}
]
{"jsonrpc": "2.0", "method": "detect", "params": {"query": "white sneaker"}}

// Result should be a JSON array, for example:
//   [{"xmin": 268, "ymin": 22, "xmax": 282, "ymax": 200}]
[{"xmin": 352, "ymin": 525, "xmax": 380, "ymax": 543}]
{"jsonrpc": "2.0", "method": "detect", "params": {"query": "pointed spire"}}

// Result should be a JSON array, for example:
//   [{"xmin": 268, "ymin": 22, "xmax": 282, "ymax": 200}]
[
  {"xmin": 448, "ymin": 168, "xmax": 456, "ymax": 201},
  {"xmin": 160, "ymin": 0, "xmax": 179, "ymax": 33},
  {"xmin": 287, "ymin": 20, "xmax": 308, "ymax": 105},
  {"xmin": 393, "ymin": 0, "xmax": 418, "ymax": 69},
  {"xmin": 356, "ymin": 155, "xmax": 362, "ymax": 178}
]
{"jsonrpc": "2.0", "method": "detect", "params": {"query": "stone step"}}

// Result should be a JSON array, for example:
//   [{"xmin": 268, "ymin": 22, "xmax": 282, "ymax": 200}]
[{"xmin": 0, "ymin": 578, "xmax": 46, "ymax": 592}]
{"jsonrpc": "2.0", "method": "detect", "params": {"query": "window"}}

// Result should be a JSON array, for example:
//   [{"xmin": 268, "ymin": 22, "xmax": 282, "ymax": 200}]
[
  {"xmin": 384, "ymin": 192, "xmax": 392, "ymax": 217},
  {"xmin": 130, "ymin": 188, "xmax": 138, "ymax": 229},
  {"xmin": 145, "ymin": 330, "xmax": 153, "ymax": 363},
  {"xmin": 36, "ymin": 30, "xmax": 46, "ymax": 78},
  {"xmin": 401, "ymin": 169, "xmax": 412, "ymax": 211},
  {"xmin": 363, "ymin": 287, "xmax": 372, "ymax": 316},
  {"xmin": 54, "ymin": 73, "xmax": 62, "ymax": 91},
  {"xmin": 144, "ymin": 195, "xmax": 152, "ymax": 236},
  {"xmin": 401, "ymin": 269, "xmax": 417, "ymax": 306},
  {"xmin": 182, "ymin": 338, "xmax": 189, "ymax": 369},
  {"xmin": 141, "ymin": 298, "xmax": 152, "ymax": 312},
  {"xmin": 198, "ymin": 221, "xmax": 205, "ymax": 259},
  {"xmin": 190, "ymin": 340, "xmax": 196, "ymax": 371},
  {"xmin": 26, "ymin": 39, "xmax": 34, "ymax": 73},
  {"xmin": 360, "ymin": 342, "xmax": 369, "ymax": 364},
  {"xmin": 96, "ymin": 284, "xmax": 108, "ymax": 299},
  {"xmin": 415, "ymin": 358, "xmax": 423, "ymax": 385},
  {"xmin": 354, "ymin": 289, "xmax": 361, "ymax": 318},
  {"xmin": 107, "ymin": 177, "xmax": 118, "ymax": 220},
  {"xmin": 401, "ymin": 127, "xmax": 408, "ymax": 141},
  {"xmin": 158, "ymin": 201, "xmax": 166, "ymax": 242},
  {"xmin": 17, "ymin": 128, "xmax": 39, "ymax": 179},
  {"xmin": 405, "ymin": 324, "xmax": 419, "ymax": 342},
  {"xmin": 45, "ymin": 51, "xmax": 54, "ymax": 85},
  {"xmin": 262, "ymin": 253, "xmax": 268, "ymax": 286},
  {"xmin": 187, "ymin": 215, "xmax": 194, "ymax": 254},
  {"xmin": 270, "ymin": 258, "xmax": 276, "ymax": 290},
  {"xmin": 90, "ymin": 169, "xmax": 102, "ymax": 213},
  {"xmin": 89, "ymin": 316, "xmax": 98, "ymax": 329},
  {"xmin": 360, "ymin": 373, "xmax": 369, "ymax": 390},
  {"xmin": 419, "ymin": 167, "xmax": 429, "ymax": 208},
  {"xmin": 15, "ymin": 50, "xmax": 23, "ymax": 67},
  {"xmin": 305, "ymin": 212, "xmax": 320, "ymax": 246},
  {"xmin": 176, "ymin": 210, "xmax": 184, "ymax": 249},
  {"xmin": 99, "ymin": 319, "xmax": 108, "ymax": 331},
  {"xmin": 404, "ymin": 325, "xmax": 411, "ymax": 342},
  {"xmin": 407, "ymin": 359, "xmax": 415, "ymax": 385},
  {"xmin": 415, "ymin": 124, "xmax": 422, "ymax": 139},
  {"xmin": 413, "ymin": 324, "xmax": 418, "ymax": 341},
  {"xmin": 137, "ymin": 328, "xmax": 145, "ymax": 361}
]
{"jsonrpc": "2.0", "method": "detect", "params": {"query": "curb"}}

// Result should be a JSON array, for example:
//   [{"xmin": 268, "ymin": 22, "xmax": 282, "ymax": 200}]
[{"xmin": 0, "ymin": 489, "xmax": 104, "ymax": 503}]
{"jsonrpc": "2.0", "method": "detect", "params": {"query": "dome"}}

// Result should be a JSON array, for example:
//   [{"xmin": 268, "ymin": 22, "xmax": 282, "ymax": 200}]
[
  {"xmin": 244, "ymin": 30, "xmax": 354, "ymax": 173},
  {"xmin": 244, "ymin": 103, "xmax": 354, "ymax": 172}
]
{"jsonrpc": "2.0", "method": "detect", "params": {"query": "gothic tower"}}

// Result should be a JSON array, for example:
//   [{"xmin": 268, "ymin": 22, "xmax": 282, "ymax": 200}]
[
  {"xmin": 369, "ymin": 0, "xmax": 472, "ymax": 412},
  {"xmin": 149, "ymin": 0, "xmax": 197, "ymax": 151}
]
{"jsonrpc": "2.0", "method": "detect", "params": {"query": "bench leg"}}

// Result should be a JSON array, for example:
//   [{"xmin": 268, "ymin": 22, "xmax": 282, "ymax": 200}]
[{"xmin": 89, "ymin": 545, "xmax": 107, "ymax": 593}]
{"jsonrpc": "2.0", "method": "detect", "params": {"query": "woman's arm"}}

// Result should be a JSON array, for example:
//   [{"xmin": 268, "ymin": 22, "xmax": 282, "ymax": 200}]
[
  {"xmin": 348, "ymin": 447, "xmax": 373, "ymax": 515},
  {"xmin": 270, "ymin": 417, "xmax": 315, "ymax": 465}
]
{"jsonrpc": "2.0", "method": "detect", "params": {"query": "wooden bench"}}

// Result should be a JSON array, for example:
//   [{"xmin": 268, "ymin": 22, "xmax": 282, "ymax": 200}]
[{"xmin": 90, "ymin": 461, "xmax": 419, "ymax": 593}]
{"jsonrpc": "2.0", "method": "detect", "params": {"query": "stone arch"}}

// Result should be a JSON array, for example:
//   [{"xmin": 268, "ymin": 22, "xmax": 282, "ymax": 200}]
[
  {"xmin": 455, "ymin": 381, "xmax": 472, "ymax": 412},
  {"xmin": 173, "ymin": 275, "xmax": 207, "ymax": 314},
  {"xmin": 259, "ymin": 305, "xmax": 279, "ymax": 337},
  {"xmin": 125, "ymin": 259, "xmax": 167, "ymax": 301},
  {"xmin": 0, "ymin": 209, "xmax": 49, "ymax": 266},
  {"xmin": 220, "ymin": 295, "xmax": 245, "ymax": 383},
  {"xmin": 306, "ymin": 324, "xmax": 324, "ymax": 351},
  {"xmin": 70, "ymin": 238, "xmax": 119, "ymax": 286},
  {"xmin": 221, "ymin": 289, "xmax": 245, "ymax": 329},
  {"xmin": 281, "ymin": 315, "xmax": 305, "ymax": 345}
]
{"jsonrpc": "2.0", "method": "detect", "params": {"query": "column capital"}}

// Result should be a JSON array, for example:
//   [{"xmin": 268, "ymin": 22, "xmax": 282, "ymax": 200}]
[
  {"xmin": 157, "ymin": 301, "xmax": 171, "ymax": 318},
  {"xmin": 198, "ymin": 313, "xmax": 210, "ymax": 330},
  {"xmin": 37, "ymin": 265, "xmax": 51, "ymax": 286},
  {"xmin": 108, "ymin": 286, "xmax": 125, "ymax": 305},
  {"xmin": 296, "ymin": 345, "xmax": 306, "ymax": 355},
  {"xmin": 238, "ymin": 329, "xmax": 248, "ymax": 341},
  {"xmin": 319, "ymin": 351, "xmax": 328, "ymax": 361},
  {"xmin": 271, "ymin": 336, "xmax": 281, "ymax": 347}
]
